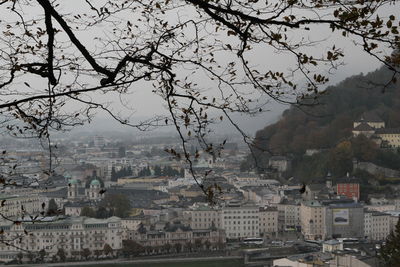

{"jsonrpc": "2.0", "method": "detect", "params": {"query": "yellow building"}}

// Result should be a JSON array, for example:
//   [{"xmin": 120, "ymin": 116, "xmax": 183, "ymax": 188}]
[
  {"xmin": 353, "ymin": 112, "xmax": 385, "ymax": 129},
  {"xmin": 375, "ymin": 128, "xmax": 400, "ymax": 148},
  {"xmin": 300, "ymin": 201, "xmax": 327, "ymax": 240},
  {"xmin": 352, "ymin": 112, "xmax": 400, "ymax": 148}
]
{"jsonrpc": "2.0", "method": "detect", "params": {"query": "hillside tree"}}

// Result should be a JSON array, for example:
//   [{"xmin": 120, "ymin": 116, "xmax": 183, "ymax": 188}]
[{"xmin": 380, "ymin": 219, "xmax": 400, "ymax": 266}]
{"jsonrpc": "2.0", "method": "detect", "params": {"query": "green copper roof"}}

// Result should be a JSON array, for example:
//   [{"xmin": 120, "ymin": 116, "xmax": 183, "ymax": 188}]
[
  {"xmin": 68, "ymin": 179, "xmax": 79, "ymax": 185},
  {"xmin": 90, "ymin": 179, "xmax": 101, "ymax": 186}
]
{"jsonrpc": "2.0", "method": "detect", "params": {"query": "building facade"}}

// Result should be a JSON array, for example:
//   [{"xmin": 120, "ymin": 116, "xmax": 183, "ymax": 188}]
[
  {"xmin": 364, "ymin": 210, "xmax": 391, "ymax": 241},
  {"xmin": 0, "ymin": 216, "xmax": 124, "ymax": 262},
  {"xmin": 259, "ymin": 207, "xmax": 278, "ymax": 237},
  {"xmin": 336, "ymin": 180, "xmax": 360, "ymax": 201},
  {"xmin": 221, "ymin": 203, "xmax": 260, "ymax": 239},
  {"xmin": 300, "ymin": 201, "xmax": 327, "ymax": 240},
  {"xmin": 183, "ymin": 206, "xmax": 221, "ymax": 230}
]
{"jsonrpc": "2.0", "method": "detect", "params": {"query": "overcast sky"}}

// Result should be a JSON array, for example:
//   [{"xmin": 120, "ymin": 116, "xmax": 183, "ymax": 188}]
[{"xmin": 1, "ymin": 1, "xmax": 400, "ymax": 138}]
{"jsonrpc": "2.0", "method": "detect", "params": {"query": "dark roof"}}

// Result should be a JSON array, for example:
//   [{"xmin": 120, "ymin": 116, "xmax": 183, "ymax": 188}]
[
  {"xmin": 353, "ymin": 122, "xmax": 374, "ymax": 131},
  {"xmin": 307, "ymin": 184, "xmax": 326, "ymax": 191},
  {"xmin": 41, "ymin": 188, "xmax": 67, "ymax": 198},
  {"xmin": 356, "ymin": 112, "xmax": 384, "ymax": 123},
  {"xmin": 259, "ymin": 206, "xmax": 278, "ymax": 212},
  {"xmin": 336, "ymin": 177, "xmax": 360, "ymax": 184},
  {"xmin": 375, "ymin": 128, "xmax": 400, "ymax": 134},
  {"xmin": 64, "ymin": 202, "xmax": 89, "ymax": 208},
  {"xmin": 164, "ymin": 221, "xmax": 191, "ymax": 232}
]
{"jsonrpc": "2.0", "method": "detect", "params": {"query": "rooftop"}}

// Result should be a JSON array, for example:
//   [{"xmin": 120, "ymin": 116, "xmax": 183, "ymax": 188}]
[
  {"xmin": 353, "ymin": 122, "xmax": 374, "ymax": 131},
  {"xmin": 356, "ymin": 112, "xmax": 384, "ymax": 123},
  {"xmin": 375, "ymin": 127, "xmax": 400, "ymax": 134}
]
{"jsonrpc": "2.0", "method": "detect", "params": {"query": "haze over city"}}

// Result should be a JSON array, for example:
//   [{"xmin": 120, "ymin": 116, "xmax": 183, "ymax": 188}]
[{"xmin": 0, "ymin": 0, "xmax": 400, "ymax": 267}]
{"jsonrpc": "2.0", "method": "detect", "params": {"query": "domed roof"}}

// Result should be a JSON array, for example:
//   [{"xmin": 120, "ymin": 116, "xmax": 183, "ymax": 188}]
[
  {"xmin": 68, "ymin": 179, "xmax": 79, "ymax": 185},
  {"xmin": 90, "ymin": 179, "xmax": 101, "ymax": 186}
]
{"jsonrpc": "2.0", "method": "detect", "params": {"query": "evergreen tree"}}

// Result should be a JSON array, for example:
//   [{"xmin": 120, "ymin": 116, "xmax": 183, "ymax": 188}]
[
  {"xmin": 146, "ymin": 166, "xmax": 151, "ymax": 176},
  {"xmin": 80, "ymin": 206, "xmax": 96, "ymax": 217},
  {"xmin": 154, "ymin": 165, "xmax": 162, "ymax": 176},
  {"xmin": 380, "ymin": 219, "xmax": 400, "ymax": 266},
  {"xmin": 47, "ymin": 199, "xmax": 58, "ymax": 214},
  {"xmin": 111, "ymin": 166, "xmax": 116, "ymax": 181},
  {"xmin": 56, "ymin": 248, "xmax": 66, "ymax": 262},
  {"xmin": 103, "ymin": 243, "xmax": 113, "ymax": 256},
  {"xmin": 118, "ymin": 146, "xmax": 126, "ymax": 158}
]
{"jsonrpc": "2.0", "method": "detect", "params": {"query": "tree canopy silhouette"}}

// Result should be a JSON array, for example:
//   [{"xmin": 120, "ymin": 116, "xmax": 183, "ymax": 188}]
[{"xmin": 0, "ymin": 0, "xmax": 399, "ymax": 197}]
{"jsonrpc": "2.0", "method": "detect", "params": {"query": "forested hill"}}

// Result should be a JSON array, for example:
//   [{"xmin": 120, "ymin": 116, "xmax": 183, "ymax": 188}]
[{"xmin": 251, "ymin": 66, "xmax": 400, "ymax": 171}]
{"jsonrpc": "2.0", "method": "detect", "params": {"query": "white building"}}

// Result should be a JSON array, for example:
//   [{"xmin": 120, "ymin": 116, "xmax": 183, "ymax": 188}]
[
  {"xmin": 259, "ymin": 207, "xmax": 278, "ymax": 237},
  {"xmin": 276, "ymin": 202, "xmax": 300, "ymax": 231},
  {"xmin": 322, "ymin": 240, "xmax": 343, "ymax": 253},
  {"xmin": 167, "ymin": 177, "xmax": 196, "ymax": 188},
  {"xmin": 364, "ymin": 210, "xmax": 391, "ymax": 241},
  {"xmin": 183, "ymin": 205, "xmax": 221, "ymax": 230},
  {"xmin": 0, "ymin": 194, "xmax": 47, "ymax": 220},
  {"xmin": 221, "ymin": 203, "xmax": 259, "ymax": 239},
  {"xmin": 0, "ymin": 216, "xmax": 124, "ymax": 262},
  {"xmin": 300, "ymin": 201, "xmax": 327, "ymax": 240}
]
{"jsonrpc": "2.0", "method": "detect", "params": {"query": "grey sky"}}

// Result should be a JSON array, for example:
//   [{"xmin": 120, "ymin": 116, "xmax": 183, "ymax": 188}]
[{"xmin": 1, "ymin": 1, "xmax": 399, "ymax": 138}]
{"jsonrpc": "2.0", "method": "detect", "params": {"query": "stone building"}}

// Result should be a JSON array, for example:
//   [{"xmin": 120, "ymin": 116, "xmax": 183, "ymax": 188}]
[
  {"xmin": 259, "ymin": 207, "xmax": 278, "ymax": 237},
  {"xmin": 276, "ymin": 201, "xmax": 301, "ymax": 231},
  {"xmin": 221, "ymin": 202, "xmax": 260, "ymax": 239},
  {"xmin": 325, "ymin": 201, "xmax": 364, "ymax": 239},
  {"xmin": 364, "ymin": 210, "xmax": 391, "ymax": 241},
  {"xmin": 352, "ymin": 112, "xmax": 400, "ymax": 148},
  {"xmin": 300, "ymin": 199, "xmax": 364, "ymax": 240},
  {"xmin": 0, "ymin": 194, "xmax": 46, "ymax": 219},
  {"xmin": 129, "ymin": 221, "xmax": 225, "ymax": 250},
  {"xmin": 183, "ymin": 205, "xmax": 221, "ymax": 230},
  {"xmin": 67, "ymin": 178, "xmax": 104, "ymax": 202},
  {"xmin": 300, "ymin": 200, "xmax": 327, "ymax": 240},
  {"xmin": 0, "ymin": 216, "xmax": 124, "ymax": 262}
]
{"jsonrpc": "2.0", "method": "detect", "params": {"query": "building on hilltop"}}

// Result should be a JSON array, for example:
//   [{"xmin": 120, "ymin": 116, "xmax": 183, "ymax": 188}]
[
  {"xmin": 374, "ymin": 127, "xmax": 400, "ymax": 148},
  {"xmin": 353, "ymin": 112, "xmax": 385, "ymax": 129},
  {"xmin": 352, "ymin": 112, "xmax": 400, "ymax": 148}
]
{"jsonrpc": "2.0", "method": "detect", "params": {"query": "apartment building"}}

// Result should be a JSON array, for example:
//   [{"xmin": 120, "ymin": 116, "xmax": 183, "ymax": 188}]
[
  {"xmin": 0, "ymin": 216, "xmax": 124, "ymax": 261},
  {"xmin": 0, "ymin": 194, "xmax": 47, "ymax": 219},
  {"xmin": 336, "ymin": 178, "xmax": 360, "ymax": 201},
  {"xmin": 364, "ymin": 210, "xmax": 392, "ymax": 240},
  {"xmin": 276, "ymin": 202, "xmax": 300, "ymax": 231},
  {"xmin": 130, "ymin": 222, "xmax": 225, "ymax": 248},
  {"xmin": 221, "ymin": 203, "xmax": 259, "ymax": 239},
  {"xmin": 183, "ymin": 205, "xmax": 221, "ymax": 230},
  {"xmin": 300, "ymin": 200, "xmax": 327, "ymax": 240},
  {"xmin": 259, "ymin": 207, "xmax": 278, "ymax": 237},
  {"xmin": 325, "ymin": 201, "xmax": 364, "ymax": 239}
]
